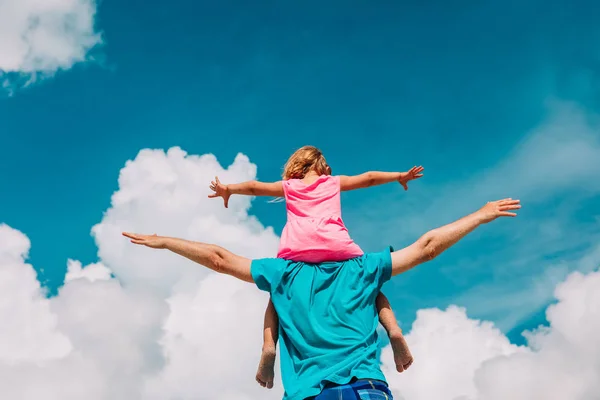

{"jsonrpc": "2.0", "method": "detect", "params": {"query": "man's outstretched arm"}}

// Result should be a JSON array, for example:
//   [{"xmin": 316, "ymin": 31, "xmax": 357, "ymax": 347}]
[
  {"xmin": 122, "ymin": 233, "xmax": 253, "ymax": 283},
  {"xmin": 391, "ymin": 198, "xmax": 521, "ymax": 276}
]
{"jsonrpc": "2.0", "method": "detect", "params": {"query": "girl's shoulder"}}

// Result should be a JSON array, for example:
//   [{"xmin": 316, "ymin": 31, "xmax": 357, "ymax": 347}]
[{"xmin": 284, "ymin": 175, "xmax": 338, "ymax": 186}]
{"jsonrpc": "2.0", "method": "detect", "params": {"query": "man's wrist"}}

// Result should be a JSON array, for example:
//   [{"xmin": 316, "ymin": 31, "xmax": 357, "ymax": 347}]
[
  {"xmin": 161, "ymin": 236, "xmax": 173, "ymax": 249},
  {"xmin": 470, "ymin": 210, "xmax": 488, "ymax": 225}
]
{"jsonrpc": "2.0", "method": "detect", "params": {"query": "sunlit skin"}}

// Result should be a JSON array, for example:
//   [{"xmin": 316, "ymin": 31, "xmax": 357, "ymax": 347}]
[
  {"xmin": 208, "ymin": 162, "xmax": 424, "ymax": 389},
  {"xmin": 123, "ymin": 198, "xmax": 520, "ymax": 388},
  {"xmin": 207, "ymin": 164, "xmax": 424, "ymax": 385}
]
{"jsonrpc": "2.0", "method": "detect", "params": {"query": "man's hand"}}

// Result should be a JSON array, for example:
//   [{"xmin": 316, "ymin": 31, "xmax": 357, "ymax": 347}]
[
  {"xmin": 398, "ymin": 166, "xmax": 424, "ymax": 190},
  {"xmin": 122, "ymin": 232, "xmax": 167, "ymax": 249},
  {"xmin": 208, "ymin": 176, "xmax": 231, "ymax": 208},
  {"xmin": 476, "ymin": 198, "xmax": 521, "ymax": 223}
]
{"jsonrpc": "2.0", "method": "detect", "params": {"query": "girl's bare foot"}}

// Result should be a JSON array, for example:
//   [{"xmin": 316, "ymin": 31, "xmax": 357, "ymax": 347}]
[
  {"xmin": 389, "ymin": 329, "xmax": 413, "ymax": 373},
  {"xmin": 255, "ymin": 346, "xmax": 276, "ymax": 389}
]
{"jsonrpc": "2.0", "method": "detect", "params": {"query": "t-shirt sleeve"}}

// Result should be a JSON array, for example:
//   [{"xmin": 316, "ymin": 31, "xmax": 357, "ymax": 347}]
[
  {"xmin": 251, "ymin": 258, "xmax": 287, "ymax": 293},
  {"xmin": 363, "ymin": 246, "xmax": 393, "ymax": 289}
]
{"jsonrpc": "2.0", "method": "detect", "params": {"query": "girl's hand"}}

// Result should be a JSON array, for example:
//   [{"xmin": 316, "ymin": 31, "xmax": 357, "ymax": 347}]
[
  {"xmin": 208, "ymin": 176, "xmax": 231, "ymax": 208},
  {"xmin": 398, "ymin": 166, "xmax": 424, "ymax": 190}
]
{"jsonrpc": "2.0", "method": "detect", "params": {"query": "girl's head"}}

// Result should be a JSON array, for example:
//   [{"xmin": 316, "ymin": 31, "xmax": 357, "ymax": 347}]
[{"xmin": 282, "ymin": 146, "xmax": 331, "ymax": 180}]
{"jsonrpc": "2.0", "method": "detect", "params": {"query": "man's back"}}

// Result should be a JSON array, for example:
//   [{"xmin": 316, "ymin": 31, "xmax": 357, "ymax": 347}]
[{"xmin": 251, "ymin": 248, "xmax": 393, "ymax": 399}]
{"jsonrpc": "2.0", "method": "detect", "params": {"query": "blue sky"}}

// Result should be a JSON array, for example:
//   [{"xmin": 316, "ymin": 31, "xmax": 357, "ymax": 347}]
[{"xmin": 1, "ymin": 0, "xmax": 599, "ymax": 346}]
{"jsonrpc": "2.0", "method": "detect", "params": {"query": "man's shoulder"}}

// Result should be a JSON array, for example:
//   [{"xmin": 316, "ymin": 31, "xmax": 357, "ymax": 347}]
[
  {"xmin": 354, "ymin": 247, "xmax": 394, "ymax": 284},
  {"xmin": 250, "ymin": 257, "xmax": 294, "ymax": 292}
]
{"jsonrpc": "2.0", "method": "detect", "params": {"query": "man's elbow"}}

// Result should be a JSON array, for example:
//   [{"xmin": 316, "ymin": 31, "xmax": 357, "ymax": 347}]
[
  {"xmin": 419, "ymin": 231, "xmax": 441, "ymax": 263},
  {"xmin": 247, "ymin": 181, "xmax": 260, "ymax": 195},
  {"xmin": 206, "ymin": 245, "xmax": 227, "ymax": 274}
]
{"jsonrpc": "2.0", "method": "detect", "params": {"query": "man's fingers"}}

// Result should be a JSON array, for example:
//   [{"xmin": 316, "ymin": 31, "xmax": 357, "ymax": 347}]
[
  {"xmin": 224, "ymin": 199, "xmax": 229, "ymax": 208},
  {"xmin": 499, "ymin": 212, "xmax": 517, "ymax": 217},
  {"xmin": 122, "ymin": 232, "xmax": 139, "ymax": 240},
  {"xmin": 499, "ymin": 204, "xmax": 521, "ymax": 211},
  {"xmin": 130, "ymin": 239, "xmax": 145, "ymax": 245},
  {"xmin": 496, "ymin": 198, "xmax": 518, "ymax": 205},
  {"xmin": 208, "ymin": 193, "xmax": 218, "ymax": 198},
  {"xmin": 215, "ymin": 176, "xmax": 220, "ymax": 184}
]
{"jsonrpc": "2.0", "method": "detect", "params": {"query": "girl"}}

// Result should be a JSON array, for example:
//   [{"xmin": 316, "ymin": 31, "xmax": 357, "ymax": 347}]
[{"xmin": 209, "ymin": 146, "xmax": 423, "ymax": 389}]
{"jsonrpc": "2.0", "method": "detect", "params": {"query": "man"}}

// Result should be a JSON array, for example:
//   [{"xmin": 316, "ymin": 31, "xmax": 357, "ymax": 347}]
[{"xmin": 124, "ymin": 199, "xmax": 521, "ymax": 399}]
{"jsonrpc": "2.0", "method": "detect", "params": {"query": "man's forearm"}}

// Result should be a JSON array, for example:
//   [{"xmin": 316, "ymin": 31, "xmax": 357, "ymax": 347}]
[
  {"xmin": 391, "ymin": 199, "xmax": 519, "ymax": 276},
  {"xmin": 422, "ymin": 211, "xmax": 485, "ymax": 260},
  {"xmin": 163, "ymin": 237, "xmax": 253, "ymax": 282},
  {"xmin": 163, "ymin": 237, "xmax": 219, "ymax": 269}
]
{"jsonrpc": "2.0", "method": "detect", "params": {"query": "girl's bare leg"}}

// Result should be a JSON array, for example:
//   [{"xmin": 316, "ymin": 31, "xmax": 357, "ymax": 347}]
[
  {"xmin": 376, "ymin": 292, "xmax": 414, "ymax": 373},
  {"xmin": 256, "ymin": 298, "xmax": 278, "ymax": 389}
]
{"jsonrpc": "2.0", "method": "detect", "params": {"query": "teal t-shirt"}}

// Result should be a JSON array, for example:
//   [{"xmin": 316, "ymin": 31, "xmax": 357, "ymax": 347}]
[{"xmin": 251, "ymin": 248, "xmax": 393, "ymax": 400}]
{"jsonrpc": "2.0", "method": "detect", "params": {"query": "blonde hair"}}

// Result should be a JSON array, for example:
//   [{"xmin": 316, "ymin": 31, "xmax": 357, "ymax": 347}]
[{"xmin": 282, "ymin": 146, "xmax": 331, "ymax": 180}]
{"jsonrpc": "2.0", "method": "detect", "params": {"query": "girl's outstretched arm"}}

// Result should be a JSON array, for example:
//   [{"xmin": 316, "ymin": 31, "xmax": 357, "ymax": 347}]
[
  {"xmin": 339, "ymin": 166, "xmax": 424, "ymax": 192},
  {"xmin": 208, "ymin": 177, "xmax": 284, "ymax": 208}
]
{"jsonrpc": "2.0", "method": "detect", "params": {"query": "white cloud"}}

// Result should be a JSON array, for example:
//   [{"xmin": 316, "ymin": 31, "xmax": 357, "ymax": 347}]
[
  {"xmin": 0, "ymin": 224, "xmax": 72, "ymax": 364},
  {"xmin": 92, "ymin": 147, "xmax": 280, "ymax": 295},
  {"xmin": 383, "ymin": 267, "xmax": 600, "ymax": 400},
  {"xmin": 0, "ymin": 148, "xmax": 281, "ymax": 399},
  {"xmin": 65, "ymin": 259, "xmax": 112, "ymax": 282},
  {"xmin": 0, "ymin": 0, "xmax": 101, "ymax": 87},
  {"xmin": 1, "ymin": 147, "xmax": 598, "ymax": 400},
  {"xmin": 381, "ymin": 306, "xmax": 525, "ymax": 400}
]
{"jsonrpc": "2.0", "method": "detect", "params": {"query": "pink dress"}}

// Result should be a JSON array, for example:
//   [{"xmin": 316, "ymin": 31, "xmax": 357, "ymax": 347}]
[{"xmin": 276, "ymin": 175, "xmax": 364, "ymax": 263}]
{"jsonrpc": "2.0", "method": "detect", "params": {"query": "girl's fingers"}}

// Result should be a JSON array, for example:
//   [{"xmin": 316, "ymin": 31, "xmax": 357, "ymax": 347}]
[{"xmin": 499, "ymin": 212, "xmax": 517, "ymax": 217}]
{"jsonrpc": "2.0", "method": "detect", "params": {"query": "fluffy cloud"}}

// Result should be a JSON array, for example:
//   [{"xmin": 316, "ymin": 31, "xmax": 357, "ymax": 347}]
[
  {"xmin": 1, "ymin": 147, "xmax": 598, "ymax": 400},
  {"xmin": 92, "ymin": 147, "xmax": 280, "ymax": 295},
  {"xmin": 65, "ymin": 259, "xmax": 112, "ymax": 282},
  {"xmin": 0, "ymin": 224, "xmax": 72, "ymax": 364},
  {"xmin": 383, "ymin": 267, "xmax": 600, "ymax": 400},
  {"xmin": 0, "ymin": 0, "xmax": 101, "ymax": 87},
  {"xmin": 0, "ymin": 148, "xmax": 281, "ymax": 399}
]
